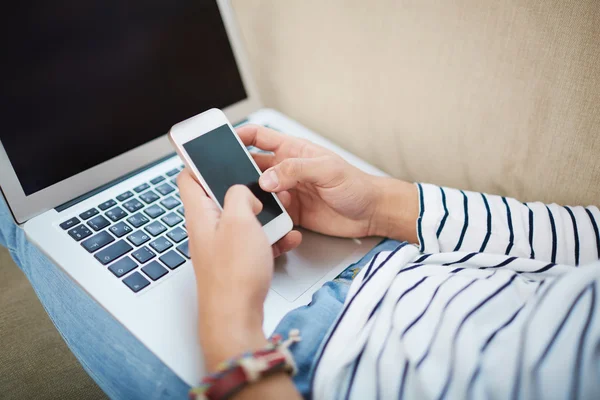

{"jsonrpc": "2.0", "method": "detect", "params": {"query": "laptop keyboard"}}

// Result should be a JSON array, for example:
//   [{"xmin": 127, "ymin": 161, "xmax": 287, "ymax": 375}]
[
  {"xmin": 56, "ymin": 123, "xmax": 280, "ymax": 293},
  {"xmin": 59, "ymin": 165, "xmax": 189, "ymax": 294}
]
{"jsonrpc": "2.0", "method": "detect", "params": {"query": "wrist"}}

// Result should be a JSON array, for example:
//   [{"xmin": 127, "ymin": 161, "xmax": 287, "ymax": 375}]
[
  {"xmin": 199, "ymin": 317, "xmax": 268, "ymax": 373},
  {"xmin": 369, "ymin": 177, "xmax": 419, "ymax": 243},
  {"xmin": 198, "ymin": 297, "xmax": 267, "ymax": 372}
]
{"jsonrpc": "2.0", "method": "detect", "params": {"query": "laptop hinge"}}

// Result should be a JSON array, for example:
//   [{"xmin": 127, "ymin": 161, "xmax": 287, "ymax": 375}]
[
  {"xmin": 55, "ymin": 153, "xmax": 177, "ymax": 212},
  {"xmin": 54, "ymin": 118, "xmax": 248, "ymax": 212},
  {"xmin": 55, "ymin": 118, "xmax": 251, "ymax": 213}
]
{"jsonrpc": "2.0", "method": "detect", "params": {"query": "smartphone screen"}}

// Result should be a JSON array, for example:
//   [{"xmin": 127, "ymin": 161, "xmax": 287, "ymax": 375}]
[{"xmin": 183, "ymin": 124, "xmax": 283, "ymax": 226}]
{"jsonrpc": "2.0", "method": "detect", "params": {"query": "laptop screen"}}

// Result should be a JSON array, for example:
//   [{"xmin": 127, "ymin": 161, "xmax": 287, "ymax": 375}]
[{"xmin": 0, "ymin": 1, "xmax": 247, "ymax": 196}]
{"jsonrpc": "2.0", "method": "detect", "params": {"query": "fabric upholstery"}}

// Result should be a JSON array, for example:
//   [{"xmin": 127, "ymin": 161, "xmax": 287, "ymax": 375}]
[
  {"xmin": 232, "ymin": 0, "xmax": 600, "ymax": 206},
  {"xmin": 1, "ymin": 1, "xmax": 599, "ymax": 398},
  {"xmin": 0, "ymin": 247, "xmax": 106, "ymax": 399}
]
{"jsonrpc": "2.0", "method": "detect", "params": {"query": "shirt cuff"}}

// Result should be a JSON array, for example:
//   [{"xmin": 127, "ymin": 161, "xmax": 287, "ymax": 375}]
[{"xmin": 415, "ymin": 183, "xmax": 446, "ymax": 254}]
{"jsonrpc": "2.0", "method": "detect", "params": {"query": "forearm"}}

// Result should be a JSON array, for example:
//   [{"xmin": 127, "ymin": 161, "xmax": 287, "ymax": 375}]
[{"xmin": 370, "ymin": 177, "xmax": 420, "ymax": 244}]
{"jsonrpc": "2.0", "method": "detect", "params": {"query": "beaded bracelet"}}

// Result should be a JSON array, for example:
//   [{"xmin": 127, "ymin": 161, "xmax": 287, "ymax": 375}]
[{"xmin": 189, "ymin": 329, "xmax": 302, "ymax": 400}]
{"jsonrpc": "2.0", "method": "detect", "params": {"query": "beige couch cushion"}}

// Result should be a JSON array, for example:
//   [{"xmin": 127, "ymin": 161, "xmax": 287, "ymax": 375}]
[
  {"xmin": 233, "ymin": 0, "xmax": 600, "ymax": 206},
  {"xmin": 0, "ymin": 248, "xmax": 106, "ymax": 399}
]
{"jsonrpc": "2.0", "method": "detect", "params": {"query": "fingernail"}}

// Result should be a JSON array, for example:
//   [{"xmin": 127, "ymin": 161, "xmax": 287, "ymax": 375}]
[{"xmin": 260, "ymin": 170, "xmax": 279, "ymax": 190}]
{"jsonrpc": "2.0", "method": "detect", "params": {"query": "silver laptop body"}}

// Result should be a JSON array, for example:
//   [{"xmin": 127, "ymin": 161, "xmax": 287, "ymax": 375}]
[{"xmin": 0, "ymin": 0, "xmax": 383, "ymax": 385}]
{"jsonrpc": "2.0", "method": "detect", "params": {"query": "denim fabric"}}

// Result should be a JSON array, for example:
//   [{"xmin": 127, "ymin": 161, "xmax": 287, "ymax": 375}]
[
  {"xmin": 0, "ymin": 197, "xmax": 398, "ymax": 399},
  {"xmin": 0, "ymin": 199, "xmax": 190, "ymax": 399},
  {"xmin": 271, "ymin": 239, "xmax": 402, "ymax": 399}
]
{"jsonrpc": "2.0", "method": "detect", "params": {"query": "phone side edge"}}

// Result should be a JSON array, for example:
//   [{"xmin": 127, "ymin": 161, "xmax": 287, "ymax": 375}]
[{"xmin": 167, "ymin": 128, "xmax": 224, "ymax": 211}]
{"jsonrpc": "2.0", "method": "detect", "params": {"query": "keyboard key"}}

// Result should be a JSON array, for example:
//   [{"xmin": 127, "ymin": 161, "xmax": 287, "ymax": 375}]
[
  {"xmin": 60, "ymin": 217, "xmax": 80, "ymax": 230},
  {"xmin": 145, "ymin": 221, "xmax": 167, "ymax": 237},
  {"xmin": 159, "ymin": 250, "xmax": 186, "ymax": 270},
  {"xmin": 170, "ymin": 178, "xmax": 178, "ymax": 187},
  {"xmin": 155, "ymin": 183, "xmax": 175, "ymax": 196},
  {"xmin": 98, "ymin": 199, "xmax": 117, "ymax": 211},
  {"xmin": 176, "ymin": 241, "xmax": 190, "ymax": 259},
  {"xmin": 79, "ymin": 208, "xmax": 99, "ymax": 220},
  {"xmin": 144, "ymin": 204, "xmax": 165, "ymax": 219},
  {"xmin": 166, "ymin": 168, "xmax": 180, "ymax": 177},
  {"xmin": 180, "ymin": 164, "xmax": 185, "ymax": 169},
  {"xmin": 161, "ymin": 212, "xmax": 183, "ymax": 227},
  {"xmin": 160, "ymin": 196, "xmax": 180, "ymax": 210},
  {"xmin": 150, "ymin": 176, "xmax": 165, "ymax": 185},
  {"xmin": 166, "ymin": 227, "xmax": 187, "ymax": 243},
  {"xmin": 127, "ymin": 230, "xmax": 151, "ymax": 246},
  {"xmin": 149, "ymin": 237, "xmax": 173, "ymax": 253},
  {"xmin": 87, "ymin": 215, "xmax": 110, "ymax": 231},
  {"xmin": 108, "ymin": 256, "xmax": 137, "ymax": 278},
  {"xmin": 123, "ymin": 199, "xmax": 144, "ymax": 213},
  {"xmin": 133, "ymin": 183, "xmax": 150, "ymax": 193},
  {"xmin": 116, "ymin": 191, "xmax": 133, "ymax": 202},
  {"xmin": 132, "ymin": 246, "xmax": 155, "ymax": 264},
  {"xmin": 177, "ymin": 206, "xmax": 185, "ymax": 216},
  {"xmin": 106, "ymin": 206, "xmax": 127, "ymax": 222},
  {"xmin": 68, "ymin": 224, "xmax": 92, "ymax": 241},
  {"xmin": 81, "ymin": 231, "xmax": 114, "ymax": 253},
  {"xmin": 127, "ymin": 213, "xmax": 150, "ymax": 228},
  {"xmin": 140, "ymin": 190, "xmax": 159, "ymax": 204},
  {"xmin": 123, "ymin": 272, "xmax": 150, "ymax": 293},
  {"xmin": 95, "ymin": 240, "xmax": 133, "ymax": 265},
  {"xmin": 176, "ymin": 192, "xmax": 180, "ymax": 198},
  {"xmin": 109, "ymin": 221, "xmax": 133, "ymax": 238},
  {"xmin": 141, "ymin": 261, "xmax": 169, "ymax": 281}
]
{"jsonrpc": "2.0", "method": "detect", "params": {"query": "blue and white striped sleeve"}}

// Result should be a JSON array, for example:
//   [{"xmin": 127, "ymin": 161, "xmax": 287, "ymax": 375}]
[{"xmin": 416, "ymin": 183, "xmax": 600, "ymax": 265}]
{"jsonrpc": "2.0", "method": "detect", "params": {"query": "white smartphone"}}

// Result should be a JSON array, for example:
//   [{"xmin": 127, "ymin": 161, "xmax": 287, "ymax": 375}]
[{"xmin": 168, "ymin": 108, "xmax": 293, "ymax": 245}]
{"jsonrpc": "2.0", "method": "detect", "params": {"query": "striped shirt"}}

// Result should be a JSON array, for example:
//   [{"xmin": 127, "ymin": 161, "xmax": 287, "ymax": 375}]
[{"xmin": 312, "ymin": 183, "xmax": 600, "ymax": 399}]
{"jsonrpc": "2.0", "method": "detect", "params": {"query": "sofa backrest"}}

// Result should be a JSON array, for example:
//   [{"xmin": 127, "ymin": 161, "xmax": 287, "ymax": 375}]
[{"xmin": 233, "ymin": 0, "xmax": 599, "ymax": 206}]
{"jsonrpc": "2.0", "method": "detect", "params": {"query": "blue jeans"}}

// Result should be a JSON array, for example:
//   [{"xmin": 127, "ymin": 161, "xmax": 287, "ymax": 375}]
[{"xmin": 0, "ymin": 198, "xmax": 399, "ymax": 399}]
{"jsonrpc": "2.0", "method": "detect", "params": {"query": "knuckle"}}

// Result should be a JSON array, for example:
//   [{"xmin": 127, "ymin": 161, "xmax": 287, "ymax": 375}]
[
  {"xmin": 326, "ymin": 155, "xmax": 344, "ymax": 171},
  {"xmin": 297, "ymin": 159, "xmax": 305, "ymax": 177},
  {"xmin": 227, "ymin": 184, "xmax": 249, "ymax": 198},
  {"xmin": 320, "ymin": 156, "xmax": 346, "ymax": 185},
  {"xmin": 222, "ymin": 210, "xmax": 256, "ymax": 226},
  {"xmin": 289, "ymin": 138, "xmax": 311, "ymax": 158},
  {"xmin": 281, "ymin": 159, "xmax": 300, "ymax": 177},
  {"xmin": 297, "ymin": 139, "xmax": 310, "ymax": 155}
]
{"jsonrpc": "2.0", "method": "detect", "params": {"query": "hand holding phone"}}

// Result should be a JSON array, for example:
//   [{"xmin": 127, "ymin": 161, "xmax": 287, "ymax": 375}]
[
  {"xmin": 176, "ymin": 162, "xmax": 302, "ymax": 373},
  {"xmin": 169, "ymin": 108, "xmax": 294, "ymax": 245}
]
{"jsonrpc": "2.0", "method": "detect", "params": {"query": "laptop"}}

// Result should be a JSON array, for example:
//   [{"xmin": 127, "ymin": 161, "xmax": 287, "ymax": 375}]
[{"xmin": 0, "ymin": 0, "xmax": 384, "ymax": 385}]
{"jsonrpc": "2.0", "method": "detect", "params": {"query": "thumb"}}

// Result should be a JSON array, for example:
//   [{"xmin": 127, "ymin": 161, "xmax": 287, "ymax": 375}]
[
  {"xmin": 221, "ymin": 185, "xmax": 263, "ymax": 221},
  {"xmin": 259, "ymin": 156, "xmax": 341, "ymax": 192}
]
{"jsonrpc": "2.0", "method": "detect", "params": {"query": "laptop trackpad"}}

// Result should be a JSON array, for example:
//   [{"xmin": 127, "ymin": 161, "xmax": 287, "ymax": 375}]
[{"xmin": 270, "ymin": 229, "xmax": 360, "ymax": 302}]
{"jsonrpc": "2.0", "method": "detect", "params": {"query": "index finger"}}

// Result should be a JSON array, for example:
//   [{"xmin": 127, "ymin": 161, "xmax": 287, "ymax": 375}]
[{"xmin": 236, "ymin": 124, "xmax": 288, "ymax": 152}]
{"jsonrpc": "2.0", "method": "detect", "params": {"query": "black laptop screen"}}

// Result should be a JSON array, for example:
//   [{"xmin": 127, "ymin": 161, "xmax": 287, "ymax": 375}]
[{"xmin": 0, "ymin": 0, "xmax": 247, "ymax": 195}]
